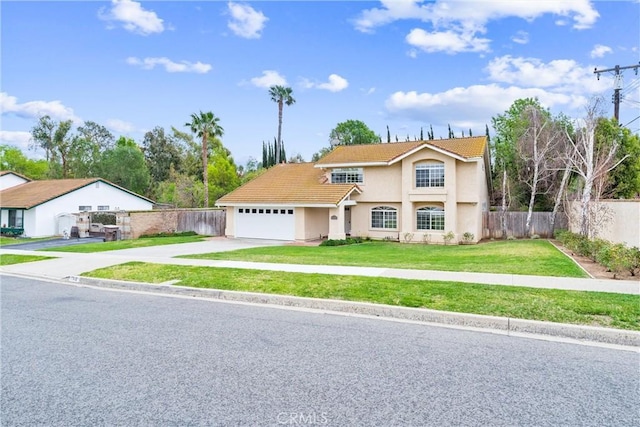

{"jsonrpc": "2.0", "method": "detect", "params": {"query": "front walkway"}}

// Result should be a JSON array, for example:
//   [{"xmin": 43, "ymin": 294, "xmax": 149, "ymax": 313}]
[{"xmin": 1, "ymin": 239, "xmax": 638, "ymax": 295}]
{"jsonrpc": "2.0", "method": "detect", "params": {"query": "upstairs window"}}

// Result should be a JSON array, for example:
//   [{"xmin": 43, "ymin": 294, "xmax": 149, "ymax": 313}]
[
  {"xmin": 79, "ymin": 206, "xmax": 92, "ymax": 211},
  {"xmin": 416, "ymin": 162, "xmax": 444, "ymax": 188},
  {"xmin": 371, "ymin": 206, "xmax": 397, "ymax": 229},
  {"xmin": 331, "ymin": 168, "xmax": 363, "ymax": 184},
  {"xmin": 417, "ymin": 206, "xmax": 444, "ymax": 231},
  {"xmin": 98, "ymin": 205, "xmax": 110, "ymax": 211}
]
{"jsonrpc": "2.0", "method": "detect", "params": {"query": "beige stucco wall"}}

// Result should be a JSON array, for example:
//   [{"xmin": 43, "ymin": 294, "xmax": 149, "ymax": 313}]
[
  {"xmin": 349, "ymin": 202, "xmax": 402, "ymax": 240},
  {"xmin": 225, "ymin": 207, "xmax": 235, "ymax": 237},
  {"xmin": 296, "ymin": 207, "xmax": 329, "ymax": 240},
  {"xmin": 568, "ymin": 200, "xmax": 640, "ymax": 247},
  {"xmin": 352, "ymin": 164, "xmax": 402, "ymax": 202}
]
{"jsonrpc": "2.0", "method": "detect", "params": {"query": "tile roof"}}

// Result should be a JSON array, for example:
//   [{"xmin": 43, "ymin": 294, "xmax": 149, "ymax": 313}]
[
  {"xmin": 217, "ymin": 163, "xmax": 357, "ymax": 206},
  {"xmin": 315, "ymin": 136, "xmax": 487, "ymax": 165},
  {"xmin": 0, "ymin": 178, "xmax": 152, "ymax": 209}
]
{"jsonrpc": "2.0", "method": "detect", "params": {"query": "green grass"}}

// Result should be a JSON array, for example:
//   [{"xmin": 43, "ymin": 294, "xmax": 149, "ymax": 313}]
[
  {"xmin": 83, "ymin": 262, "xmax": 640, "ymax": 330},
  {"xmin": 180, "ymin": 240, "xmax": 587, "ymax": 278},
  {"xmin": 40, "ymin": 235, "xmax": 208, "ymax": 253},
  {"xmin": 0, "ymin": 254, "xmax": 55, "ymax": 265}
]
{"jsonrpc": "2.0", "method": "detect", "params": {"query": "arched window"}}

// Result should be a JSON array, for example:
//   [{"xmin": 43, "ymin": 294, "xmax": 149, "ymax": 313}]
[
  {"xmin": 415, "ymin": 161, "xmax": 444, "ymax": 187},
  {"xmin": 417, "ymin": 206, "xmax": 444, "ymax": 231},
  {"xmin": 371, "ymin": 206, "xmax": 397, "ymax": 229}
]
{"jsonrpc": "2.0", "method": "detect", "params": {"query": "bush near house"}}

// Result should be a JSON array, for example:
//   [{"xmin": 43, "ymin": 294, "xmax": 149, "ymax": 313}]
[{"xmin": 555, "ymin": 230, "xmax": 640, "ymax": 278}]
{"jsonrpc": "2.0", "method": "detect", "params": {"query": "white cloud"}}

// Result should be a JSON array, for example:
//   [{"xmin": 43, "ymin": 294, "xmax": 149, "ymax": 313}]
[
  {"xmin": 0, "ymin": 131, "xmax": 32, "ymax": 151},
  {"xmin": 300, "ymin": 74, "xmax": 349, "ymax": 92},
  {"xmin": 354, "ymin": 0, "xmax": 598, "ymax": 54},
  {"xmin": 362, "ymin": 87, "xmax": 376, "ymax": 95},
  {"xmin": 511, "ymin": 30, "xmax": 529, "ymax": 44},
  {"xmin": 385, "ymin": 54, "xmax": 614, "ymax": 129},
  {"xmin": 98, "ymin": 0, "xmax": 165, "ymax": 35},
  {"xmin": 406, "ymin": 28, "xmax": 490, "ymax": 54},
  {"xmin": 126, "ymin": 57, "xmax": 212, "ymax": 73},
  {"xmin": 227, "ymin": 2, "xmax": 268, "ymax": 39},
  {"xmin": 385, "ymin": 84, "xmax": 587, "ymax": 129},
  {"xmin": 0, "ymin": 92, "xmax": 80, "ymax": 122},
  {"xmin": 485, "ymin": 55, "xmax": 609, "ymax": 93},
  {"xmin": 249, "ymin": 70, "xmax": 287, "ymax": 88},
  {"xmin": 590, "ymin": 44, "xmax": 613, "ymax": 58},
  {"xmin": 106, "ymin": 119, "xmax": 135, "ymax": 133},
  {"xmin": 354, "ymin": 0, "xmax": 599, "ymax": 33}
]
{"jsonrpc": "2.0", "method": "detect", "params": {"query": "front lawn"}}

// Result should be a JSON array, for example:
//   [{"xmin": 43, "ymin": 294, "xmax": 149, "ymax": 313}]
[
  {"xmin": 40, "ymin": 235, "xmax": 208, "ymax": 253},
  {"xmin": 0, "ymin": 254, "xmax": 56, "ymax": 266},
  {"xmin": 180, "ymin": 240, "xmax": 587, "ymax": 278},
  {"xmin": 83, "ymin": 262, "xmax": 639, "ymax": 330}
]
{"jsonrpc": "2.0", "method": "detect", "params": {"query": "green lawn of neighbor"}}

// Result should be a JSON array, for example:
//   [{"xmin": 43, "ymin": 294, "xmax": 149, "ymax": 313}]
[
  {"xmin": 180, "ymin": 239, "xmax": 587, "ymax": 278},
  {"xmin": 1, "ymin": 254, "xmax": 56, "ymax": 266},
  {"xmin": 40, "ymin": 235, "xmax": 208, "ymax": 253},
  {"xmin": 0, "ymin": 236, "xmax": 57, "ymax": 246},
  {"xmin": 83, "ymin": 262, "xmax": 639, "ymax": 330}
]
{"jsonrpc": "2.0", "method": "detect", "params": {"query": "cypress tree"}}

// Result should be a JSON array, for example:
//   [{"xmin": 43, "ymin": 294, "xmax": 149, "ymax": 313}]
[
  {"xmin": 386, "ymin": 125, "xmax": 391, "ymax": 143},
  {"xmin": 420, "ymin": 127, "xmax": 424, "ymax": 140},
  {"xmin": 262, "ymin": 141, "xmax": 267, "ymax": 167}
]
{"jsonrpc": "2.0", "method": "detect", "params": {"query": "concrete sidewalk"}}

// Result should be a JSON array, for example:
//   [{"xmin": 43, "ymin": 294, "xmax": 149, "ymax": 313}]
[{"xmin": 1, "ymin": 241, "xmax": 638, "ymax": 294}]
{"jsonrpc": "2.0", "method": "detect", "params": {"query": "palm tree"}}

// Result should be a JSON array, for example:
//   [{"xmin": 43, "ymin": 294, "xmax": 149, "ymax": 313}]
[
  {"xmin": 268, "ymin": 85, "xmax": 296, "ymax": 164},
  {"xmin": 185, "ymin": 111, "xmax": 224, "ymax": 207}
]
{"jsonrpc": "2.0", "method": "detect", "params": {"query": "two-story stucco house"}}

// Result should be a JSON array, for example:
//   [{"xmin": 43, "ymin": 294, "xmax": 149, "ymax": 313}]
[{"xmin": 217, "ymin": 136, "xmax": 491, "ymax": 243}]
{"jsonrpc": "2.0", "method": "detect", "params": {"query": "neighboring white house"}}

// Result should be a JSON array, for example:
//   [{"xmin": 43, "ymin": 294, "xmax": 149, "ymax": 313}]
[
  {"xmin": 0, "ymin": 171, "xmax": 30, "ymax": 191},
  {"xmin": 0, "ymin": 177, "xmax": 154, "ymax": 237}
]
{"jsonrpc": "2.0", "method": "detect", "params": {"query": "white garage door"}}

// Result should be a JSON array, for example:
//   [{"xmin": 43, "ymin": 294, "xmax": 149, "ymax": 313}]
[{"xmin": 235, "ymin": 207, "xmax": 295, "ymax": 240}]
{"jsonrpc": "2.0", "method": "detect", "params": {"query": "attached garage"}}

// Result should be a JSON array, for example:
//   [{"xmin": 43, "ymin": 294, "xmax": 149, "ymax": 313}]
[{"xmin": 235, "ymin": 207, "xmax": 295, "ymax": 240}]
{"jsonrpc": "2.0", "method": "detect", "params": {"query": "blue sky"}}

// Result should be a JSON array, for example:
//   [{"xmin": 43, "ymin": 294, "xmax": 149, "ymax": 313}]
[{"xmin": 2, "ymin": 0, "xmax": 639, "ymax": 166}]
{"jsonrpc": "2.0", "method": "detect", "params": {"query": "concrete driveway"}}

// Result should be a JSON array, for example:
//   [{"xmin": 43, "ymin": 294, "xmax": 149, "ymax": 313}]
[{"xmin": 1, "ymin": 237, "xmax": 106, "ymax": 251}]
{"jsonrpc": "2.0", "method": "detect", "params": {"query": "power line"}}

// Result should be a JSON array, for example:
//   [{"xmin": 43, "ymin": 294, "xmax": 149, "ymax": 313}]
[{"xmin": 594, "ymin": 62, "xmax": 640, "ymax": 122}]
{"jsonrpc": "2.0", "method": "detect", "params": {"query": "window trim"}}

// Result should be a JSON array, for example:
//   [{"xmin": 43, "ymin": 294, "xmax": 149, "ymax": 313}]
[
  {"xmin": 331, "ymin": 167, "xmax": 364, "ymax": 184},
  {"xmin": 370, "ymin": 206, "xmax": 398, "ymax": 230},
  {"xmin": 415, "ymin": 161, "xmax": 445, "ymax": 188},
  {"xmin": 416, "ymin": 206, "xmax": 445, "ymax": 231}
]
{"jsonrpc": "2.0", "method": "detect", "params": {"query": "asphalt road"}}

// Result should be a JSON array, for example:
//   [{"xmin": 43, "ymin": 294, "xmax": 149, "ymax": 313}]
[
  {"xmin": 2, "ymin": 276, "xmax": 638, "ymax": 427},
  {"xmin": 1, "ymin": 237, "xmax": 105, "ymax": 251}
]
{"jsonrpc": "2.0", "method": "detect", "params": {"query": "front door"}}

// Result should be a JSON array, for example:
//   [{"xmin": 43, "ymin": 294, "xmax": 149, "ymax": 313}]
[{"xmin": 344, "ymin": 207, "xmax": 351, "ymax": 236}]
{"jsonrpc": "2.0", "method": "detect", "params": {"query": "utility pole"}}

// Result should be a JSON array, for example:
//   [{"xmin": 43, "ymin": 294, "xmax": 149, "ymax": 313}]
[{"xmin": 594, "ymin": 62, "xmax": 640, "ymax": 122}]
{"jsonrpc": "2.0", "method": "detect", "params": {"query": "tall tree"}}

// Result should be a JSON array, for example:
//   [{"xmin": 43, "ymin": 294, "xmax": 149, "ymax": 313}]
[
  {"xmin": 596, "ymin": 118, "xmax": 640, "ymax": 199},
  {"xmin": 185, "ymin": 111, "xmax": 224, "ymax": 207},
  {"xmin": 329, "ymin": 119, "xmax": 378, "ymax": 146},
  {"xmin": 516, "ymin": 104, "xmax": 568, "ymax": 234},
  {"xmin": 268, "ymin": 85, "xmax": 295, "ymax": 164},
  {"xmin": 142, "ymin": 126, "xmax": 183, "ymax": 185},
  {"xmin": 566, "ymin": 98, "xmax": 626, "ymax": 237},
  {"xmin": 30, "ymin": 115, "xmax": 74, "ymax": 177},
  {"xmin": 0, "ymin": 145, "xmax": 48, "ymax": 179},
  {"xmin": 97, "ymin": 137, "xmax": 150, "ymax": 195}
]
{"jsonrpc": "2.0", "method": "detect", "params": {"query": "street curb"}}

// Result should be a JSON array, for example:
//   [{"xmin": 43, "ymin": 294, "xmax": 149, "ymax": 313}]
[{"xmin": 67, "ymin": 275, "xmax": 640, "ymax": 348}]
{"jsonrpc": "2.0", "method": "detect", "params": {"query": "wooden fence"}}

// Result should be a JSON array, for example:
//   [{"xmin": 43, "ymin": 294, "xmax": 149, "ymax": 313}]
[
  {"xmin": 177, "ymin": 209, "xmax": 226, "ymax": 236},
  {"xmin": 482, "ymin": 211, "xmax": 567, "ymax": 239},
  {"xmin": 116, "ymin": 209, "xmax": 226, "ymax": 239}
]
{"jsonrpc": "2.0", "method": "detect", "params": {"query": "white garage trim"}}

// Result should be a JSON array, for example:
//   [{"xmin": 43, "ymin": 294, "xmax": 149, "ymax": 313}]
[{"xmin": 235, "ymin": 207, "xmax": 295, "ymax": 240}]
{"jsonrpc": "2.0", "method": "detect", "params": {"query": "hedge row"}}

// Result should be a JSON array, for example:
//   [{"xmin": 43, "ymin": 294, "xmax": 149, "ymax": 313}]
[{"xmin": 555, "ymin": 230, "xmax": 640, "ymax": 278}]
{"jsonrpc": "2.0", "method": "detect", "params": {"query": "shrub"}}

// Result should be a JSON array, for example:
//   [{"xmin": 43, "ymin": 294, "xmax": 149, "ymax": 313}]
[
  {"xmin": 506, "ymin": 235, "xmax": 516, "ymax": 241},
  {"xmin": 422, "ymin": 233, "xmax": 432, "ymax": 244},
  {"xmin": 530, "ymin": 234, "xmax": 540, "ymax": 240},
  {"xmin": 443, "ymin": 231, "xmax": 455, "ymax": 245},
  {"xmin": 403, "ymin": 232, "xmax": 414, "ymax": 243},
  {"xmin": 461, "ymin": 232, "xmax": 475, "ymax": 244},
  {"xmin": 320, "ymin": 237, "xmax": 362, "ymax": 247}
]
